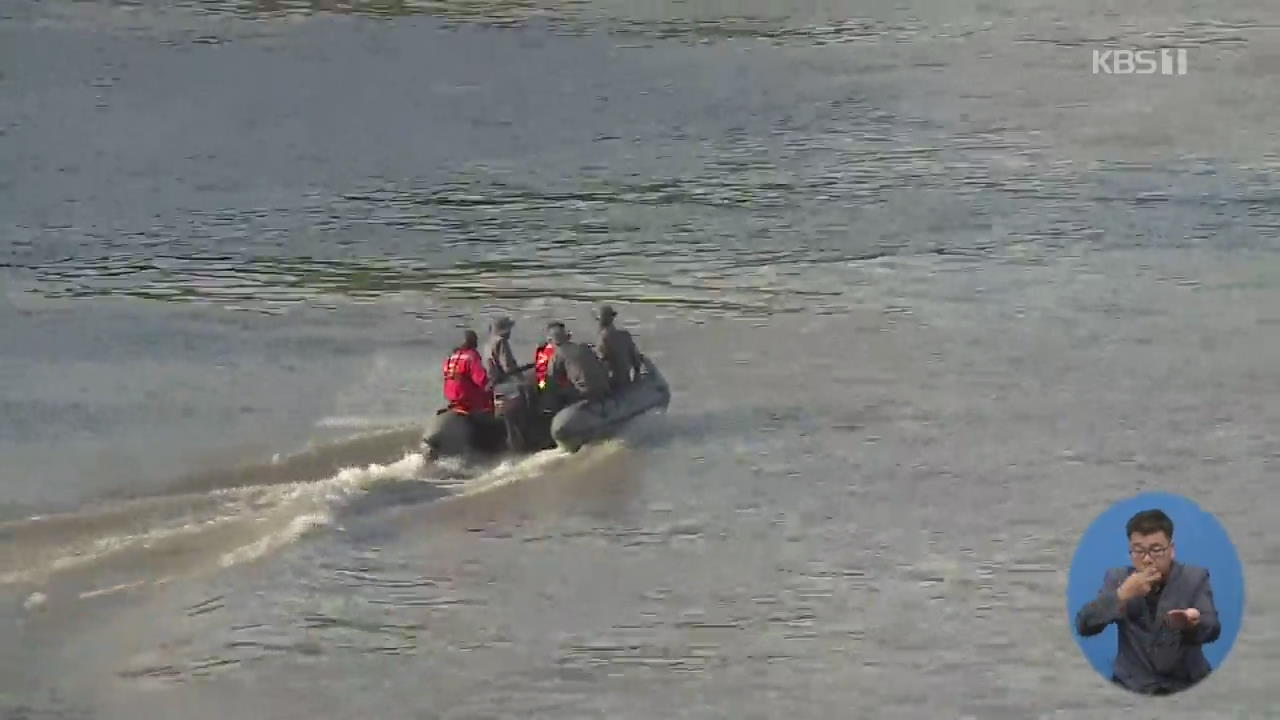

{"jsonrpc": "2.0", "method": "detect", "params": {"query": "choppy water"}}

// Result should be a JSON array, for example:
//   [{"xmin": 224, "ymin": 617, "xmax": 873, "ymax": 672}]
[{"xmin": 3, "ymin": 0, "xmax": 1280, "ymax": 716}]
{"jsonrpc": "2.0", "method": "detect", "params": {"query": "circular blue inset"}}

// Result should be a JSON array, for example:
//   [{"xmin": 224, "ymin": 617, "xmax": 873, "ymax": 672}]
[{"xmin": 1066, "ymin": 491, "xmax": 1245, "ymax": 684}]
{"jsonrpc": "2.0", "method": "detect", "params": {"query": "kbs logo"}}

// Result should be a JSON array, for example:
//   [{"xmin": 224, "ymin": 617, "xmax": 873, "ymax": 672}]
[{"xmin": 1092, "ymin": 48, "xmax": 1188, "ymax": 75}]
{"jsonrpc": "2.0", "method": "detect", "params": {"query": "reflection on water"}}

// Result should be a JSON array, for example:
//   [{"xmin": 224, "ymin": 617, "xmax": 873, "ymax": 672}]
[
  {"xmin": 240, "ymin": 0, "xmax": 442, "ymax": 17},
  {"xmin": 14, "ymin": 156, "xmax": 1280, "ymax": 315},
  {"xmin": 79, "ymin": 0, "xmax": 548, "ymax": 21},
  {"xmin": 11, "ymin": 0, "xmax": 1280, "ymax": 321},
  {"xmin": 23, "ymin": 253, "xmax": 833, "ymax": 314},
  {"xmin": 64, "ymin": 0, "xmax": 1280, "ymax": 51}
]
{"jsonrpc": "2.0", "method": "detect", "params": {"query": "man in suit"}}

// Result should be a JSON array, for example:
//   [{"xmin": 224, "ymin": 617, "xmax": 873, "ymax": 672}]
[{"xmin": 1075, "ymin": 508, "xmax": 1222, "ymax": 695}]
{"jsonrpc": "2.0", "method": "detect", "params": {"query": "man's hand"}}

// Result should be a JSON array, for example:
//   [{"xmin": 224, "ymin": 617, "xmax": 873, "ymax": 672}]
[
  {"xmin": 1117, "ymin": 566, "xmax": 1161, "ymax": 602},
  {"xmin": 1165, "ymin": 607, "xmax": 1201, "ymax": 630}
]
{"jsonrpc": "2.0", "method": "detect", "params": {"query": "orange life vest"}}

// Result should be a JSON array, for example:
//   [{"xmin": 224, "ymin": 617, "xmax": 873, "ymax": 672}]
[{"xmin": 534, "ymin": 343, "xmax": 556, "ymax": 389}]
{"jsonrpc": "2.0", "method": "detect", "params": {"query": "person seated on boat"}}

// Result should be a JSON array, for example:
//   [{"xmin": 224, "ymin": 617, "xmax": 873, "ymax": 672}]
[
  {"xmin": 441, "ymin": 329, "xmax": 508, "ymax": 452},
  {"xmin": 441, "ymin": 329, "xmax": 493, "ymax": 417},
  {"xmin": 533, "ymin": 333, "xmax": 556, "ymax": 392},
  {"xmin": 479, "ymin": 324, "xmax": 558, "ymax": 454},
  {"xmin": 484, "ymin": 315, "xmax": 522, "ymax": 384},
  {"xmin": 593, "ymin": 304, "xmax": 644, "ymax": 391},
  {"xmin": 527, "ymin": 324, "xmax": 573, "ymax": 424},
  {"xmin": 546, "ymin": 321, "xmax": 610, "ymax": 410}
]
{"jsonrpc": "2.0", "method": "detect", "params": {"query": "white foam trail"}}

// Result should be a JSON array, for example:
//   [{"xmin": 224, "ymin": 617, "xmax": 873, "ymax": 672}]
[
  {"xmin": 78, "ymin": 579, "xmax": 150, "ymax": 600},
  {"xmin": 453, "ymin": 449, "xmax": 574, "ymax": 497},
  {"xmin": 5, "ymin": 437, "xmax": 632, "ymax": 592},
  {"xmin": 216, "ymin": 451, "xmax": 428, "ymax": 569},
  {"xmin": 432, "ymin": 455, "xmax": 470, "ymax": 476},
  {"xmin": 315, "ymin": 415, "xmax": 425, "ymax": 430},
  {"xmin": 446, "ymin": 438, "xmax": 629, "ymax": 501},
  {"xmin": 1, "ymin": 452, "xmax": 429, "ymax": 587},
  {"xmin": 217, "ymin": 512, "xmax": 332, "ymax": 568},
  {"xmin": 212, "ymin": 444, "xmax": 629, "ymax": 568}
]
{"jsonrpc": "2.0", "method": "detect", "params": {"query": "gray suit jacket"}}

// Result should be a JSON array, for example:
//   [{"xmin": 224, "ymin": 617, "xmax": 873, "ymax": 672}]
[{"xmin": 1075, "ymin": 561, "xmax": 1221, "ymax": 694}]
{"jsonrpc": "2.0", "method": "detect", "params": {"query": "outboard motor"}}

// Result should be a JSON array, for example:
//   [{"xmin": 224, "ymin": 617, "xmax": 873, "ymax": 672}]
[
  {"xmin": 491, "ymin": 375, "xmax": 524, "ymax": 415},
  {"xmin": 492, "ymin": 373, "xmax": 555, "ymax": 453}
]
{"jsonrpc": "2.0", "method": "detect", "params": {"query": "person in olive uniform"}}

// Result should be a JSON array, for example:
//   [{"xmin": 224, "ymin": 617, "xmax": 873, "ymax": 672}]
[
  {"xmin": 593, "ymin": 304, "xmax": 644, "ymax": 391},
  {"xmin": 483, "ymin": 315, "xmax": 521, "ymax": 383},
  {"xmin": 546, "ymin": 321, "xmax": 610, "ymax": 409},
  {"xmin": 483, "ymin": 315, "xmax": 539, "ymax": 451}
]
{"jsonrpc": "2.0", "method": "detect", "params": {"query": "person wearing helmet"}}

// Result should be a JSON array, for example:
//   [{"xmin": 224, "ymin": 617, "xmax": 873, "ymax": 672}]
[
  {"xmin": 545, "ymin": 321, "xmax": 610, "ymax": 409},
  {"xmin": 484, "ymin": 315, "xmax": 521, "ymax": 383},
  {"xmin": 593, "ymin": 304, "xmax": 644, "ymax": 391}
]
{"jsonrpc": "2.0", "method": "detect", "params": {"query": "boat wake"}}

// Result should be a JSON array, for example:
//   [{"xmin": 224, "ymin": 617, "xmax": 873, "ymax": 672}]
[{"xmin": 0, "ymin": 425, "xmax": 629, "ymax": 605}]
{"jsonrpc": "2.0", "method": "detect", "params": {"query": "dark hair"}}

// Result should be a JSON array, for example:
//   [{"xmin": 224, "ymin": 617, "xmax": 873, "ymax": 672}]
[
  {"xmin": 547, "ymin": 321, "xmax": 565, "ymax": 331},
  {"xmin": 1126, "ymin": 509, "xmax": 1173, "ymax": 540}
]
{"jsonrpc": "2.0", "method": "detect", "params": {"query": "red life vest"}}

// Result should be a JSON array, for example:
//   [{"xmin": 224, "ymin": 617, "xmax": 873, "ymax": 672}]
[
  {"xmin": 441, "ymin": 346, "xmax": 492, "ymax": 414},
  {"xmin": 533, "ymin": 343, "xmax": 555, "ymax": 388}
]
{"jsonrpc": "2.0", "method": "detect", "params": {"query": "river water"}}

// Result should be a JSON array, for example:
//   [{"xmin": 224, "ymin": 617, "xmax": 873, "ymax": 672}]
[{"xmin": 2, "ymin": 0, "xmax": 1280, "ymax": 716}]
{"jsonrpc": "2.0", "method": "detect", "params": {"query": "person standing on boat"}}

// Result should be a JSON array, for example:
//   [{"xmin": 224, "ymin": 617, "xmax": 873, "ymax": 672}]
[
  {"xmin": 593, "ymin": 304, "xmax": 644, "ymax": 391},
  {"xmin": 484, "ymin": 315, "xmax": 521, "ymax": 383},
  {"xmin": 484, "ymin": 315, "xmax": 536, "ymax": 452}
]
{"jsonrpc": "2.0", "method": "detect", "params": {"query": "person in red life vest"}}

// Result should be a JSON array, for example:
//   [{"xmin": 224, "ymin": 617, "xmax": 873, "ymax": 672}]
[
  {"xmin": 533, "ymin": 322, "xmax": 579, "ymax": 392},
  {"xmin": 486, "ymin": 324, "xmax": 565, "ymax": 452},
  {"xmin": 533, "ymin": 339, "xmax": 556, "ymax": 390},
  {"xmin": 441, "ymin": 329, "xmax": 493, "ymax": 415}
]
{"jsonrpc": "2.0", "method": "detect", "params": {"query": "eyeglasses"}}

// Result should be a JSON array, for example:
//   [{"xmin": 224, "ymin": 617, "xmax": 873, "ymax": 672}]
[{"xmin": 1129, "ymin": 546, "xmax": 1169, "ymax": 559}]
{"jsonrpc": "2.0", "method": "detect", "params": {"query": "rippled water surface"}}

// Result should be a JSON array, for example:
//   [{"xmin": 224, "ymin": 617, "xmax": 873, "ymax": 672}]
[{"xmin": 3, "ymin": 0, "xmax": 1280, "ymax": 716}]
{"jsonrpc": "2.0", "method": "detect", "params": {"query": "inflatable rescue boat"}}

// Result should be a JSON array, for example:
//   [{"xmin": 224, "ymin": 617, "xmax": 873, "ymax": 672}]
[{"xmin": 422, "ymin": 356, "xmax": 669, "ymax": 459}]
